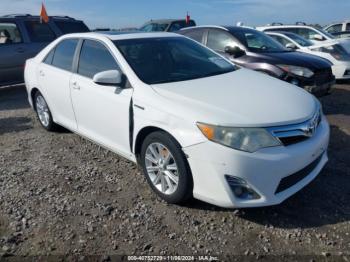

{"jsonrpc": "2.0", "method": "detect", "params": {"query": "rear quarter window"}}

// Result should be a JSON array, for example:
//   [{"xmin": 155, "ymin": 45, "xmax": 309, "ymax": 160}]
[{"xmin": 24, "ymin": 21, "xmax": 56, "ymax": 42}]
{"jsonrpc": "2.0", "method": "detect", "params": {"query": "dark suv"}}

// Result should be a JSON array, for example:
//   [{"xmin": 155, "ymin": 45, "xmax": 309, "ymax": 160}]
[
  {"xmin": 0, "ymin": 14, "xmax": 89, "ymax": 86},
  {"xmin": 179, "ymin": 26, "xmax": 335, "ymax": 96},
  {"xmin": 139, "ymin": 19, "xmax": 196, "ymax": 32}
]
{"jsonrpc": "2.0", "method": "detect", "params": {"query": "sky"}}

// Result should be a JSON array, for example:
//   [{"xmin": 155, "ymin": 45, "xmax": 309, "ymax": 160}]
[{"xmin": 0, "ymin": 0, "xmax": 349, "ymax": 29}]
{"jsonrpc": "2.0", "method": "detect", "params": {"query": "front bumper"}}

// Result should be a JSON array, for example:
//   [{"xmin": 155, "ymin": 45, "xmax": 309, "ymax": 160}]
[
  {"xmin": 304, "ymin": 79, "xmax": 335, "ymax": 96},
  {"xmin": 183, "ymin": 117, "xmax": 330, "ymax": 208},
  {"xmin": 332, "ymin": 63, "xmax": 350, "ymax": 79}
]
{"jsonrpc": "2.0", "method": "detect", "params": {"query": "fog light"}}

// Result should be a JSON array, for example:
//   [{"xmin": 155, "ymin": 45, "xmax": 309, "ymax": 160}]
[{"xmin": 225, "ymin": 175, "xmax": 260, "ymax": 200}]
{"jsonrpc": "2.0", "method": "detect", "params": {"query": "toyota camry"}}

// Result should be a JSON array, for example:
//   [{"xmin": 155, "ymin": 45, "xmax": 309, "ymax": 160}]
[{"xmin": 24, "ymin": 32, "xmax": 329, "ymax": 208}]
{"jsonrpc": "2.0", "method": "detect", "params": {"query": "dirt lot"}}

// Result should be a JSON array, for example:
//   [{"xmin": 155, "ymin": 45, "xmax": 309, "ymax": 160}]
[{"xmin": 0, "ymin": 84, "xmax": 349, "ymax": 261}]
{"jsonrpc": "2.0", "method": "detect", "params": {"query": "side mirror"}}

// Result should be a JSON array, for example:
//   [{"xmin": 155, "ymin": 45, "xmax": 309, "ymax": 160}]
[
  {"xmin": 311, "ymin": 34, "xmax": 324, "ymax": 41},
  {"xmin": 286, "ymin": 43, "xmax": 297, "ymax": 50},
  {"xmin": 93, "ymin": 70, "xmax": 123, "ymax": 86},
  {"xmin": 224, "ymin": 46, "xmax": 245, "ymax": 58}
]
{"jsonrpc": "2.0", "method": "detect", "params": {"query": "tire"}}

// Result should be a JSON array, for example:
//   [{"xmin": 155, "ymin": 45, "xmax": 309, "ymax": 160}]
[
  {"xmin": 34, "ymin": 91, "xmax": 58, "ymax": 131},
  {"xmin": 140, "ymin": 131, "xmax": 193, "ymax": 204}
]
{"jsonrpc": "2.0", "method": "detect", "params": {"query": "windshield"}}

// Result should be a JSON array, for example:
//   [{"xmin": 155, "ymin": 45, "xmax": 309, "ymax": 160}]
[
  {"xmin": 285, "ymin": 33, "xmax": 313, "ymax": 47},
  {"xmin": 233, "ymin": 29, "xmax": 288, "ymax": 53},
  {"xmin": 114, "ymin": 37, "xmax": 236, "ymax": 85},
  {"xmin": 139, "ymin": 23, "xmax": 169, "ymax": 32}
]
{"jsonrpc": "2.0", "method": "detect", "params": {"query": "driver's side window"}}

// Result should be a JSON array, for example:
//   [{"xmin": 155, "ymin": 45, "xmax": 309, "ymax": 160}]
[
  {"xmin": 297, "ymin": 28, "xmax": 323, "ymax": 41},
  {"xmin": 206, "ymin": 29, "xmax": 237, "ymax": 52},
  {"xmin": 78, "ymin": 39, "xmax": 119, "ymax": 79}
]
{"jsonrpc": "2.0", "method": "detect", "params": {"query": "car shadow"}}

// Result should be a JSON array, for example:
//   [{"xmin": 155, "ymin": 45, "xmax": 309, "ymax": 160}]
[
  {"xmin": 0, "ymin": 116, "xmax": 32, "ymax": 135},
  {"xmin": 0, "ymin": 86, "xmax": 30, "ymax": 111},
  {"xmin": 320, "ymin": 83, "xmax": 350, "ymax": 116},
  {"xmin": 184, "ymin": 125, "xmax": 350, "ymax": 229}
]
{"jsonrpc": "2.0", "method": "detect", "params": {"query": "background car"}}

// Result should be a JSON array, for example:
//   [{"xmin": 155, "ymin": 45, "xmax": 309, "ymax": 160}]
[
  {"xmin": 257, "ymin": 23, "xmax": 350, "ymax": 54},
  {"xmin": 324, "ymin": 21, "xmax": 350, "ymax": 37},
  {"xmin": 0, "ymin": 14, "xmax": 90, "ymax": 87},
  {"xmin": 179, "ymin": 25, "xmax": 334, "ymax": 96},
  {"xmin": 267, "ymin": 31, "xmax": 350, "ymax": 80},
  {"xmin": 139, "ymin": 19, "xmax": 196, "ymax": 32},
  {"xmin": 331, "ymin": 31, "xmax": 350, "ymax": 39}
]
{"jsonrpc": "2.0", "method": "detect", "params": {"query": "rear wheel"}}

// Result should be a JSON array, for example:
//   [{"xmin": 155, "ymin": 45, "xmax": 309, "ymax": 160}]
[
  {"xmin": 34, "ymin": 91, "xmax": 58, "ymax": 131},
  {"xmin": 140, "ymin": 131, "xmax": 193, "ymax": 204}
]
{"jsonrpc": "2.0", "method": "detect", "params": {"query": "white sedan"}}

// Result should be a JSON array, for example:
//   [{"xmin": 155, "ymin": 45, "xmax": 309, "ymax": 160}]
[
  {"xmin": 24, "ymin": 32, "xmax": 329, "ymax": 208},
  {"xmin": 267, "ymin": 31, "xmax": 350, "ymax": 79}
]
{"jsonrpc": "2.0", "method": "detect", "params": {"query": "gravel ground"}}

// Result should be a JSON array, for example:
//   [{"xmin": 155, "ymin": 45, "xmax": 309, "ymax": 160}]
[{"xmin": 0, "ymin": 84, "xmax": 349, "ymax": 261}]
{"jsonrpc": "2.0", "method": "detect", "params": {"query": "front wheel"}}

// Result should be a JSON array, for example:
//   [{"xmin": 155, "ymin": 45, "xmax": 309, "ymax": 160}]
[
  {"xmin": 34, "ymin": 92, "xmax": 58, "ymax": 131},
  {"xmin": 140, "ymin": 131, "xmax": 193, "ymax": 204}
]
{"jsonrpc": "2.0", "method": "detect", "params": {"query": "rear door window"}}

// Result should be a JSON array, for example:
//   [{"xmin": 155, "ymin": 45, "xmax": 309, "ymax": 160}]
[
  {"xmin": 77, "ymin": 39, "xmax": 119, "ymax": 78},
  {"xmin": 0, "ymin": 22, "xmax": 22, "ymax": 45},
  {"xmin": 51, "ymin": 39, "xmax": 78, "ymax": 71},
  {"xmin": 181, "ymin": 29, "xmax": 205, "ymax": 43},
  {"xmin": 54, "ymin": 21, "xmax": 90, "ymax": 34},
  {"xmin": 207, "ymin": 29, "xmax": 237, "ymax": 52},
  {"xmin": 24, "ymin": 21, "xmax": 56, "ymax": 42}
]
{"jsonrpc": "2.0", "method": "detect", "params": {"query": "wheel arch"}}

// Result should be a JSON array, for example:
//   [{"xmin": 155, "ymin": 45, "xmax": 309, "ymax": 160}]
[
  {"xmin": 134, "ymin": 126, "xmax": 183, "ymax": 163},
  {"xmin": 30, "ymin": 87, "xmax": 40, "ymax": 110}
]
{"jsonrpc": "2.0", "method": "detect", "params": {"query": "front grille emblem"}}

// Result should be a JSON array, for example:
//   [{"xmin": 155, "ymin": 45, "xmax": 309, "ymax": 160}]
[
  {"xmin": 268, "ymin": 108, "xmax": 321, "ymax": 146},
  {"xmin": 301, "ymin": 111, "xmax": 319, "ymax": 137}
]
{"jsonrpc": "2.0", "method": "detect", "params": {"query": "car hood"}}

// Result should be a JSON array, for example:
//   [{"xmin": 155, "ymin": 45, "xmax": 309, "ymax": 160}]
[
  {"xmin": 151, "ymin": 69, "xmax": 317, "ymax": 127},
  {"xmin": 247, "ymin": 51, "xmax": 332, "ymax": 69}
]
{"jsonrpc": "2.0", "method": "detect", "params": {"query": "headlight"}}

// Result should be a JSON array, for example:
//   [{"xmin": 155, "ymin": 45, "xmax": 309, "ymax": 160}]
[
  {"xmin": 277, "ymin": 64, "xmax": 314, "ymax": 78},
  {"xmin": 197, "ymin": 123, "xmax": 281, "ymax": 153}
]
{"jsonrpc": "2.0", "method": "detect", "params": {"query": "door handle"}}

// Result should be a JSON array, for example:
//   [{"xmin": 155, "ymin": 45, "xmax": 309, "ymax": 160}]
[
  {"xmin": 72, "ymin": 81, "xmax": 80, "ymax": 90},
  {"xmin": 39, "ymin": 70, "xmax": 45, "ymax": 77}
]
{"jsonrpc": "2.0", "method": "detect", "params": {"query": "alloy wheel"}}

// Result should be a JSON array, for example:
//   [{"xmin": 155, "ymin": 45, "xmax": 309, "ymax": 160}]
[
  {"xmin": 36, "ymin": 95, "xmax": 50, "ymax": 127},
  {"xmin": 144, "ymin": 142, "xmax": 179, "ymax": 195}
]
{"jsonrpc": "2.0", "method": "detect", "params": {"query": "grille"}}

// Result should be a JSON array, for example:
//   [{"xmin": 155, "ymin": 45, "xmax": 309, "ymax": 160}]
[
  {"xmin": 268, "ymin": 109, "xmax": 322, "ymax": 146},
  {"xmin": 314, "ymin": 68, "xmax": 333, "ymax": 85},
  {"xmin": 278, "ymin": 136, "xmax": 308, "ymax": 146},
  {"xmin": 275, "ymin": 153, "xmax": 324, "ymax": 194}
]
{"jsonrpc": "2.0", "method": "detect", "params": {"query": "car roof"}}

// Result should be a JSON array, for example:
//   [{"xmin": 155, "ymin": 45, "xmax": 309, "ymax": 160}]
[
  {"xmin": 181, "ymin": 25, "xmax": 257, "ymax": 32},
  {"xmin": 0, "ymin": 14, "xmax": 83, "ymax": 22},
  {"xmin": 63, "ymin": 32, "xmax": 181, "ymax": 41},
  {"xmin": 258, "ymin": 25, "xmax": 317, "ymax": 30},
  {"xmin": 267, "ymin": 31, "xmax": 299, "ymax": 37}
]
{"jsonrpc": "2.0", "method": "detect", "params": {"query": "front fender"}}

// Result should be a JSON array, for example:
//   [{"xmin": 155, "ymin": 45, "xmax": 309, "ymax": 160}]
[{"xmin": 132, "ymin": 103, "xmax": 206, "ymax": 152}]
